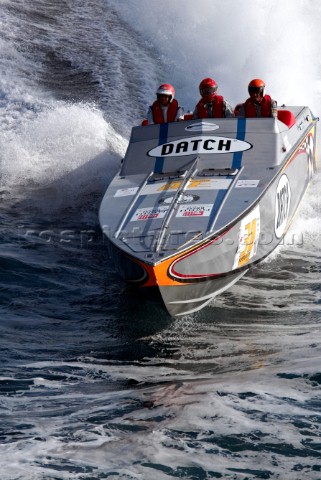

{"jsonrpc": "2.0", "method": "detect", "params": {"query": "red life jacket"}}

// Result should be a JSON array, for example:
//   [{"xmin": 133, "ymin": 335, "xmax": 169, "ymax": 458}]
[
  {"xmin": 195, "ymin": 95, "xmax": 224, "ymax": 118},
  {"xmin": 151, "ymin": 99, "xmax": 179, "ymax": 123},
  {"xmin": 244, "ymin": 95, "xmax": 272, "ymax": 117}
]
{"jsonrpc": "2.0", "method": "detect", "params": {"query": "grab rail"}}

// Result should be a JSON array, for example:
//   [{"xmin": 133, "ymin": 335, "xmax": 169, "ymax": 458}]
[
  {"xmin": 113, "ymin": 171, "xmax": 154, "ymax": 239},
  {"xmin": 154, "ymin": 157, "xmax": 199, "ymax": 252}
]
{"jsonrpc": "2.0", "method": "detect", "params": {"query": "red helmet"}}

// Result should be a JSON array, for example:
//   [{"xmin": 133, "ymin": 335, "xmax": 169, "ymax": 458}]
[
  {"xmin": 156, "ymin": 83, "xmax": 175, "ymax": 102},
  {"xmin": 199, "ymin": 77, "xmax": 218, "ymax": 101},
  {"xmin": 248, "ymin": 78, "xmax": 265, "ymax": 96}
]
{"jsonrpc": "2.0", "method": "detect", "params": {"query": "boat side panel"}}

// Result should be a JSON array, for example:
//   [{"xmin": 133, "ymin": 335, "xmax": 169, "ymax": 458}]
[{"xmin": 168, "ymin": 125, "xmax": 316, "ymax": 279}]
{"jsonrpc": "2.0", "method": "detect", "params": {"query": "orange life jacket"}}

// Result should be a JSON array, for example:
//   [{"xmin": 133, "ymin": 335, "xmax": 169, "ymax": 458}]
[
  {"xmin": 244, "ymin": 95, "xmax": 272, "ymax": 117},
  {"xmin": 151, "ymin": 99, "xmax": 179, "ymax": 123},
  {"xmin": 195, "ymin": 95, "xmax": 224, "ymax": 118}
]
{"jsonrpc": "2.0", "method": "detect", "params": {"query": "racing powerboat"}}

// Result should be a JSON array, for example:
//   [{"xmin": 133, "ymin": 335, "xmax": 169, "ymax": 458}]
[{"xmin": 99, "ymin": 107, "xmax": 318, "ymax": 316}]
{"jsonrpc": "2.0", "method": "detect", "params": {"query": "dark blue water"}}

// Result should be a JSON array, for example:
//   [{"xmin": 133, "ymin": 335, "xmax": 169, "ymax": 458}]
[{"xmin": 1, "ymin": 1, "xmax": 321, "ymax": 479}]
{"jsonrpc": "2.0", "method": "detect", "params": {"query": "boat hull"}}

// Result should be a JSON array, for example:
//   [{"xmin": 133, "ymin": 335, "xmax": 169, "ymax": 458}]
[{"xmin": 100, "ymin": 107, "xmax": 318, "ymax": 316}]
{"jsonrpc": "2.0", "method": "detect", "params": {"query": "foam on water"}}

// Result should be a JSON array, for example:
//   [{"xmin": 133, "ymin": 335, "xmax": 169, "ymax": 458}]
[
  {"xmin": 2, "ymin": 344, "xmax": 321, "ymax": 479},
  {"xmin": 0, "ymin": 2, "xmax": 136, "ymax": 206},
  {"xmin": 0, "ymin": 104, "xmax": 125, "ymax": 188}
]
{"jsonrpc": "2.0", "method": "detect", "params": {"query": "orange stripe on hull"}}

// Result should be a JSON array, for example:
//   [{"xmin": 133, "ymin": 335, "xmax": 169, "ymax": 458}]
[
  {"xmin": 140, "ymin": 256, "xmax": 191, "ymax": 287},
  {"xmin": 135, "ymin": 229, "xmax": 230, "ymax": 287}
]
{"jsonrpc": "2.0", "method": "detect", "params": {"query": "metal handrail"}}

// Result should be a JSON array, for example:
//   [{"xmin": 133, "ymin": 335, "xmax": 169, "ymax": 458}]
[
  {"xmin": 154, "ymin": 157, "xmax": 200, "ymax": 252},
  {"xmin": 113, "ymin": 171, "xmax": 154, "ymax": 239}
]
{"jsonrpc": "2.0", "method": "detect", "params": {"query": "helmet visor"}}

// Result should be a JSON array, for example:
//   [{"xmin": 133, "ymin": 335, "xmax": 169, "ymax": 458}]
[
  {"xmin": 157, "ymin": 94, "xmax": 171, "ymax": 104},
  {"xmin": 249, "ymin": 86, "xmax": 264, "ymax": 94},
  {"xmin": 200, "ymin": 86, "xmax": 217, "ymax": 96},
  {"xmin": 157, "ymin": 93, "xmax": 171, "ymax": 100}
]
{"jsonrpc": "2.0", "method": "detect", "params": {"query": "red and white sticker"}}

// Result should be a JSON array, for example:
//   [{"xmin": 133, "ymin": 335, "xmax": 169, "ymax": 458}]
[
  {"xmin": 131, "ymin": 206, "xmax": 168, "ymax": 221},
  {"xmin": 176, "ymin": 204, "xmax": 213, "ymax": 218}
]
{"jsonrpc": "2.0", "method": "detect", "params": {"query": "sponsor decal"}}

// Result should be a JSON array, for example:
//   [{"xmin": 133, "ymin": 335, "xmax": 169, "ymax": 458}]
[
  {"xmin": 233, "ymin": 206, "xmax": 260, "ymax": 269},
  {"xmin": 147, "ymin": 135, "xmax": 252, "ymax": 157},
  {"xmin": 114, "ymin": 187, "xmax": 139, "ymax": 197},
  {"xmin": 188, "ymin": 178, "xmax": 232, "ymax": 190},
  {"xmin": 185, "ymin": 122, "xmax": 220, "ymax": 132},
  {"xmin": 235, "ymin": 179, "xmax": 259, "ymax": 188},
  {"xmin": 116, "ymin": 177, "xmax": 234, "ymax": 201},
  {"xmin": 144, "ymin": 178, "xmax": 232, "ymax": 193},
  {"xmin": 176, "ymin": 204, "xmax": 213, "ymax": 218},
  {"xmin": 158, "ymin": 194, "xmax": 199, "ymax": 205},
  {"xmin": 142, "ymin": 183, "xmax": 175, "ymax": 194},
  {"xmin": 306, "ymin": 133, "xmax": 315, "ymax": 179},
  {"xmin": 296, "ymin": 132, "xmax": 315, "ymax": 179},
  {"xmin": 275, "ymin": 174, "xmax": 291, "ymax": 238},
  {"xmin": 131, "ymin": 206, "xmax": 168, "ymax": 221}
]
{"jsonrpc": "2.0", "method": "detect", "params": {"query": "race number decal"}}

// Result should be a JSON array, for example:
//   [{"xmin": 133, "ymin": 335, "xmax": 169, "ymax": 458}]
[
  {"xmin": 233, "ymin": 206, "xmax": 260, "ymax": 269},
  {"xmin": 275, "ymin": 174, "xmax": 291, "ymax": 238}
]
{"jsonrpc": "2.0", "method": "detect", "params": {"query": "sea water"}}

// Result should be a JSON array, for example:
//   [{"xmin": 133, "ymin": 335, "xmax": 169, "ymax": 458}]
[{"xmin": 1, "ymin": 1, "xmax": 321, "ymax": 479}]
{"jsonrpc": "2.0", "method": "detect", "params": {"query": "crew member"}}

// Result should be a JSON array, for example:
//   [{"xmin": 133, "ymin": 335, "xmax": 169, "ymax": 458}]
[
  {"xmin": 146, "ymin": 84, "xmax": 184, "ymax": 124},
  {"xmin": 193, "ymin": 77, "xmax": 234, "ymax": 119},
  {"xmin": 235, "ymin": 79, "xmax": 277, "ymax": 117}
]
